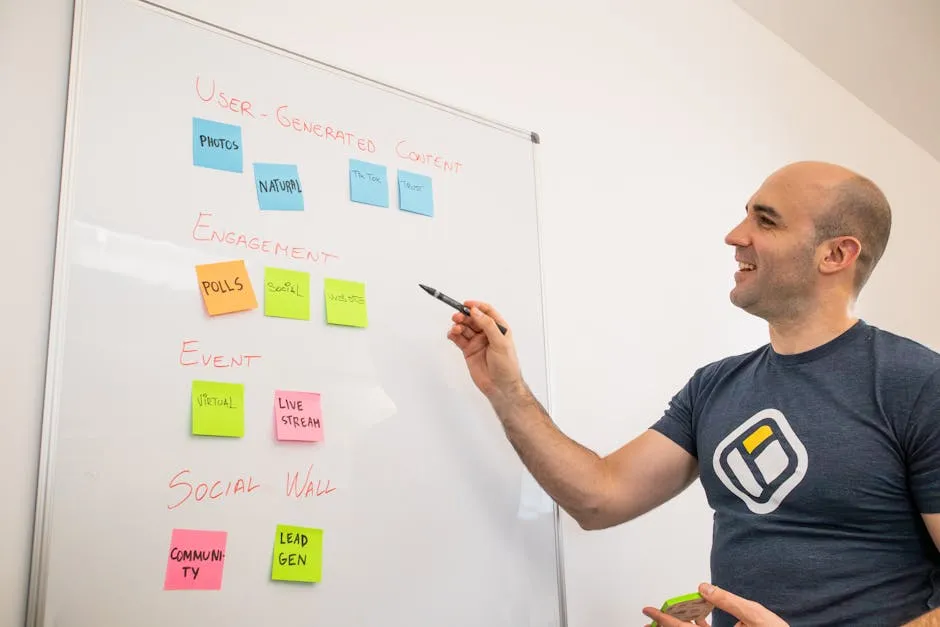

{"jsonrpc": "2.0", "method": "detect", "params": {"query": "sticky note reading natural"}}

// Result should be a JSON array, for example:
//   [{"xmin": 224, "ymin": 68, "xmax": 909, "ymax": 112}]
[
  {"xmin": 195, "ymin": 260, "xmax": 257, "ymax": 316},
  {"xmin": 164, "ymin": 528, "xmax": 227, "ymax": 590},
  {"xmin": 349, "ymin": 159, "xmax": 389, "ymax": 208},
  {"xmin": 192, "ymin": 117, "xmax": 243, "ymax": 173},
  {"xmin": 192, "ymin": 380, "xmax": 244, "ymax": 437},
  {"xmin": 324, "ymin": 278, "xmax": 367, "ymax": 328},
  {"xmin": 397, "ymin": 170, "xmax": 433, "ymax": 216},
  {"xmin": 272, "ymin": 524, "xmax": 323, "ymax": 583},
  {"xmin": 274, "ymin": 390, "xmax": 323, "ymax": 442},
  {"xmin": 253, "ymin": 163, "xmax": 304, "ymax": 211},
  {"xmin": 264, "ymin": 267, "xmax": 310, "ymax": 320}
]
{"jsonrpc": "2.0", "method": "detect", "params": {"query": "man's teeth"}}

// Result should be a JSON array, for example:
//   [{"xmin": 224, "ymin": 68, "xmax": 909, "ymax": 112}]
[{"xmin": 738, "ymin": 262, "xmax": 756, "ymax": 271}]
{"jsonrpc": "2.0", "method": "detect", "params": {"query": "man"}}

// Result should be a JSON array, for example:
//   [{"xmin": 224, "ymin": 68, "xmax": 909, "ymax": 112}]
[{"xmin": 446, "ymin": 161, "xmax": 940, "ymax": 626}]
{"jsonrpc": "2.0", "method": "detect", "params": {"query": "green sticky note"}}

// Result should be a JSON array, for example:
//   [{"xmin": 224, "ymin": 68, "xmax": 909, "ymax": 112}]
[
  {"xmin": 264, "ymin": 267, "xmax": 310, "ymax": 320},
  {"xmin": 271, "ymin": 524, "xmax": 323, "ymax": 582},
  {"xmin": 324, "ymin": 278, "xmax": 367, "ymax": 328},
  {"xmin": 191, "ymin": 380, "xmax": 244, "ymax": 437}
]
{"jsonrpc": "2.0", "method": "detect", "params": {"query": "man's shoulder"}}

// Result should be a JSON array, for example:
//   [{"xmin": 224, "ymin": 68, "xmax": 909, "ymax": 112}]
[
  {"xmin": 866, "ymin": 323, "xmax": 940, "ymax": 380},
  {"xmin": 689, "ymin": 344, "xmax": 768, "ymax": 386}
]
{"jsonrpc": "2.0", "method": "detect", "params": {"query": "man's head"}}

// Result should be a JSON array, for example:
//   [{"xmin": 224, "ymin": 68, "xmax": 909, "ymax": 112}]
[{"xmin": 724, "ymin": 161, "xmax": 892, "ymax": 322}]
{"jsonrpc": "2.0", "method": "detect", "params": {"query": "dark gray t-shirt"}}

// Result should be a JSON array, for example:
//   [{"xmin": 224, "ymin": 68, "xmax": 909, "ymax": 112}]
[{"xmin": 651, "ymin": 320, "xmax": 940, "ymax": 626}]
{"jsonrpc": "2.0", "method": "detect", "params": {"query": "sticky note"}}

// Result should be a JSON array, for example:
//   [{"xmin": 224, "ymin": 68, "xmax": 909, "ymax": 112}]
[
  {"xmin": 397, "ymin": 170, "xmax": 433, "ymax": 216},
  {"xmin": 324, "ymin": 278, "xmax": 367, "ymax": 328},
  {"xmin": 192, "ymin": 380, "xmax": 244, "ymax": 437},
  {"xmin": 195, "ymin": 260, "xmax": 257, "ymax": 316},
  {"xmin": 264, "ymin": 267, "xmax": 310, "ymax": 320},
  {"xmin": 349, "ymin": 159, "xmax": 389, "ymax": 207},
  {"xmin": 164, "ymin": 528, "xmax": 227, "ymax": 590},
  {"xmin": 272, "ymin": 524, "xmax": 323, "ymax": 583},
  {"xmin": 253, "ymin": 163, "xmax": 304, "ymax": 211},
  {"xmin": 274, "ymin": 390, "xmax": 323, "ymax": 442},
  {"xmin": 192, "ymin": 117, "xmax": 243, "ymax": 173}
]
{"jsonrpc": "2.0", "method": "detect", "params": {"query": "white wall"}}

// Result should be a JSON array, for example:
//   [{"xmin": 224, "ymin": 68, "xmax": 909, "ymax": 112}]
[{"xmin": 4, "ymin": 0, "xmax": 940, "ymax": 625}]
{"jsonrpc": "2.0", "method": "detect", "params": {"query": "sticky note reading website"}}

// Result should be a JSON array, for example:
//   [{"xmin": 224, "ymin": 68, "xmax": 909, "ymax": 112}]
[
  {"xmin": 264, "ymin": 267, "xmax": 310, "ymax": 320},
  {"xmin": 253, "ymin": 163, "xmax": 304, "ymax": 211},
  {"xmin": 164, "ymin": 528, "xmax": 227, "ymax": 590},
  {"xmin": 192, "ymin": 117, "xmax": 243, "ymax": 173},
  {"xmin": 324, "ymin": 278, "xmax": 367, "ymax": 328},
  {"xmin": 274, "ymin": 390, "xmax": 323, "ymax": 442},
  {"xmin": 349, "ymin": 159, "xmax": 389, "ymax": 208},
  {"xmin": 397, "ymin": 170, "xmax": 433, "ymax": 216},
  {"xmin": 272, "ymin": 524, "xmax": 323, "ymax": 583},
  {"xmin": 195, "ymin": 260, "xmax": 257, "ymax": 316},
  {"xmin": 192, "ymin": 380, "xmax": 244, "ymax": 437}
]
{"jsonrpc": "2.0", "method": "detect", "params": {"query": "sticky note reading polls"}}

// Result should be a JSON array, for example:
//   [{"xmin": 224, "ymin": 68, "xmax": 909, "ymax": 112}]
[
  {"xmin": 324, "ymin": 278, "xmax": 367, "ymax": 328},
  {"xmin": 272, "ymin": 524, "xmax": 323, "ymax": 583},
  {"xmin": 195, "ymin": 260, "xmax": 257, "ymax": 316},
  {"xmin": 192, "ymin": 380, "xmax": 244, "ymax": 437},
  {"xmin": 253, "ymin": 163, "xmax": 304, "ymax": 211},
  {"xmin": 192, "ymin": 117, "xmax": 243, "ymax": 173},
  {"xmin": 274, "ymin": 390, "xmax": 323, "ymax": 442},
  {"xmin": 264, "ymin": 267, "xmax": 310, "ymax": 320},
  {"xmin": 397, "ymin": 170, "xmax": 433, "ymax": 216},
  {"xmin": 349, "ymin": 159, "xmax": 389, "ymax": 207},
  {"xmin": 164, "ymin": 528, "xmax": 227, "ymax": 590}
]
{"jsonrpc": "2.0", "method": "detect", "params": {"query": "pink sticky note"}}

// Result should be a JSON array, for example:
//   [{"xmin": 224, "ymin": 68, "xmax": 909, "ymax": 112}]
[
  {"xmin": 164, "ymin": 528, "xmax": 227, "ymax": 590},
  {"xmin": 274, "ymin": 390, "xmax": 323, "ymax": 442}
]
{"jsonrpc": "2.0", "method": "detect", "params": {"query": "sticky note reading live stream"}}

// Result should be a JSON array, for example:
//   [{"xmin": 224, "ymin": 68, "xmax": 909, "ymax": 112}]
[
  {"xmin": 164, "ymin": 528, "xmax": 227, "ymax": 590},
  {"xmin": 253, "ymin": 163, "xmax": 304, "ymax": 211},
  {"xmin": 349, "ymin": 159, "xmax": 389, "ymax": 207},
  {"xmin": 195, "ymin": 260, "xmax": 257, "ymax": 316},
  {"xmin": 397, "ymin": 170, "xmax": 433, "ymax": 216},
  {"xmin": 192, "ymin": 117, "xmax": 243, "ymax": 173},
  {"xmin": 272, "ymin": 524, "xmax": 323, "ymax": 583},
  {"xmin": 192, "ymin": 380, "xmax": 244, "ymax": 437},
  {"xmin": 324, "ymin": 278, "xmax": 367, "ymax": 327},
  {"xmin": 274, "ymin": 390, "xmax": 323, "ymax": 442},
  {"xmin": 264, "ymin": 267, "xmax": 310, "ymax": 320}
]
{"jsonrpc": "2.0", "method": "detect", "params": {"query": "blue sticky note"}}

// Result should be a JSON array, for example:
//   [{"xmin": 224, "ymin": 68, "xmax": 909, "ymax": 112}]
[
  {"xmin": 397, "ymin": 170, "xmax": 433, "ymax": 217},
  {"xmin": 349, "ymin": 159, "xmax": 389, "ymax": 208},
  {"xmin": 253, "ymin": 163, "xmax": 304, "ymax": 211},
  {"xmin": 192, "ymin": 117, "xmax": 243, "ymax": 173}
]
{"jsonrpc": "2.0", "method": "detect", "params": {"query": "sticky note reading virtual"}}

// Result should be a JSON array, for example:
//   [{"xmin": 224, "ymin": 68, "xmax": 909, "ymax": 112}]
[
  {"xmin": 192, "ymin": 380, "xmax": 244, "ymax": 437},
  {"xmin": 264, "ymin": 267, "xmax": 310, "ymax": 320},
  {"xmin": 192, "ymin": 117, "xmax": 243, "ymax": 173},
  {"xmin": 397, "ymin": 170, "xmax": 433, "ymax": 216},
  {"xmin": 349, "ymin": 159, "xmax": 389, "ymax": 207},
  {"xmin": 324, "ymin": 278, "xmax": 367, "ymax": 328},
  {"xmin": 272, "ymin": 524, "xmax": 323, "ymax": 583},
  {"xmin": 164, "ymin": 528, "xmax": 227, "ymax": 590},
  {"xmin": 253, "ymin": 163, "xmax": 304, "ymax": 211},
  {"xmin": 195, "ymin": 260, "xmax": 257, "ymax": 316},
  {"xmin": 274, "ymin": 390, "xmax": 323, "ymax": 442}
]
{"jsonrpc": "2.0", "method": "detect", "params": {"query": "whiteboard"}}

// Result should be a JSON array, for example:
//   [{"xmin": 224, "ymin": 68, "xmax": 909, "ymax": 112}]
[{"xmin": 26, "ymin": 0, "xmax": 563, "ymax": 625}]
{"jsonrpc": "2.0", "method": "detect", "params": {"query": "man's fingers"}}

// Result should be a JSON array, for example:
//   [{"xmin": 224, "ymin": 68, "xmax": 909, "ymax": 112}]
[
  {"xmin": 468, "ymin": 306, "xmax": 505, "ymax": 344},
  {"xmin": 698, "ymin": 584, "xmax": 757, "ymax": 623},
  {"xmin": 465, "ymin": 300, "xmax": 510, "ymax": 329},
  {"xmin": 641, "ymin": 607, "xmax": 684, "ymax": 627}
]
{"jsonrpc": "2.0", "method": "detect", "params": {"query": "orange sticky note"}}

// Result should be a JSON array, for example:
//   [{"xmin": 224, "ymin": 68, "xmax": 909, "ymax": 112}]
[{"xmin": 195, "ymin": 260, "xmax": 258, "ymax": 315}]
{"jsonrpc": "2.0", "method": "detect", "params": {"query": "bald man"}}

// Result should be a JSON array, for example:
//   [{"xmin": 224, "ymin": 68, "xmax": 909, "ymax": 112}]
[{"xmin": 447, "ymin": 162, "xmax": 940, "ymax": 626}]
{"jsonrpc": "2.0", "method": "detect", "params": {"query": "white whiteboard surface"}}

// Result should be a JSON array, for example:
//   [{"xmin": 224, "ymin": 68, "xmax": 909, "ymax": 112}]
[{"xmin": 27, "ymin": 0, "xmax": 562, "ymax": 625}]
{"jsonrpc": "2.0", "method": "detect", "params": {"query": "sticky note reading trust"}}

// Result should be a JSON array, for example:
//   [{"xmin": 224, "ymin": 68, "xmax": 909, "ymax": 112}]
[
  {"xmin": 164, "ymin": 528, "xmax": 227, "ymax": 590},
  {"xmin": 397, "ymin": 170, "xmax": 433, "ymax": 216},
  {"xmin": 253, "ymin": 163, "xmax": 304, "ymax": 211},
  {"xmin": 274, "ymin": 390, "xmax": 323, "ymax": 442},
  {"xmin": 349, "ymin": 159, "xmax": 389, "ymax": 207},
  {"xmin": 272, "ymin": 524, "xmax": 323, "ymax": 583},
  {"xmin": 264, "ymin": 267, "xmax": 310, "ymax": 320},
  {"xmin": 192, "ymin": 380, "xmax": 244, "ymax": 437},
  {"xmin": 192, "ymin": 117, "xmax": 243, "ymax": 173},
  {"xmin": 324, "ymin": 278, "xmax": 367, "ymax": 328},
  {"xmin": 195, "ymin": 260, "xmax": 257, "ymax": 316}
]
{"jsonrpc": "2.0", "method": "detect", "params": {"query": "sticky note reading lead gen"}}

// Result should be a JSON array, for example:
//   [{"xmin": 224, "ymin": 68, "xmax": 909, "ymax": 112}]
[{"xmin": 272, "ymin": 524, "xmax": 323, "ymax": 583}]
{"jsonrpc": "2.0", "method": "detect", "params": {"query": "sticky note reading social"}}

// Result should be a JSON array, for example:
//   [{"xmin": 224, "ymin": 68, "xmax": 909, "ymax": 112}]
[
  {"xmin": 324, "ymin": 278, "xmax": 367, "ymax": 328},
  {"xmin": 397, "ymin": 170, "xmax": 433, "ymax": 216},
  {"xmin": 272, "ymin": 524, "xmax": 323, "ymax": 583},
  {"xmin": 192, "ymin": 380, "xmax": 244, "ymax": 437},
  {"xmin": 192, "ymin": 117, "xmax": 243, "ymax": 173},
  {"xmin": 253, "ymin": 163, "xmax": 304, "ymax": 211},
  {"xmin": 349, "ymin": 159, "xmax": 389, "ymax": 207},
  {"xmin": 195, "ymin": 260, "xmax": 257, "ymax": 316},
  {"xmin": 264, "ymin": 267, "xmax": 310, "ymax": 320},
  {"xmin": 164, "ymin": 528, "xmax": 227, "ymax": 590},
  {"xmin": 274, "ymin": 390, "xmax": 323, "ymax": 442}
]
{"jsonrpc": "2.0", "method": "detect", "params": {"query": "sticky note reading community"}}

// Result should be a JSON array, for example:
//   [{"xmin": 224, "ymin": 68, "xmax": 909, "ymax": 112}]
[
  {"xmin": 195, "ymin": 260, "xmax": 257, "ymax": 316},
  {"xmin": 164, "ymin": 528, "xmax": 227, "ymax": 590},
  {"xmin": 324, "ymin": 278, "xmax": 367, "ymax": 328},
  {"xmin": 253, "ymin": 163, "xmax": 304, "ymax": 211},
  {"xmin": 274, "ymin": 390, "xmax": 323, "ymax": 442},
  {"xmin": 271, "ymin": 524, "xmax": 323, "ymax": 583},
  {"xmin": 349, "ymin": 159, "xmax": 389, "ymax": 208},
  {"xmin": 192, "ymin": 380, "xmax": 244, "ymax": 437},
  {"xmin": 264, "ymin": 267, "xmax": 310, "ymax": 320},
  {"xmin": 192, "ymin": 117, "xmax": 243, "ymax": 173}
]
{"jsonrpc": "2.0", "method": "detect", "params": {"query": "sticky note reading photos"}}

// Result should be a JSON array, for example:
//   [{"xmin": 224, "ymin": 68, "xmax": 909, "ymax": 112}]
[
  {"xmin": 264, "ymin": 267, "xmax": 310, "ymax": 320},
  {"xmin": 164, "ymin": 528, "xmax": 227, "ymax": 590},
  {"xmin": 349, "ymin": 159, "xmax": 389, "ymax": 208},
  {"xmin": 272, "ymin": 524, "xmax": 323, "ymax": 583},
  {"xmin": 192, "ymin": 117, "xmax": 243, "ymax": 173},
  {"xmin": 397, "ymin": 170, "xmax": 433, "ymax": 216},
  {"xmin": 253, "ymin": 163, "xmax": 304, "ymax": 211},
  {"xmin": 195, "ymin": 260, "xmax": 257, "ymax": 316},
  {"xmin": 192, "ymin": 380, "xmax": 244, "ymax": 437},
  {"xmin": 274, "ymin": 390, "xmax": 323, "ymax": 442},
  {"xmin": 324, "ymin": 278, "xmax": 367, "ymax": 328}
]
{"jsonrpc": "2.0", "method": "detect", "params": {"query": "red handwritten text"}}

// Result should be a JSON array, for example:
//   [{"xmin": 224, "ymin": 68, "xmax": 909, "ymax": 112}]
[
  {"xmin": 179, "ymin": 340, "xmax": 262, "ymax": 368},
  {"xmin": 195, "ymin": 76, "xmax": 255, "ymax": 117},
  {"xmin": 396, "ymin": 139, "xmax": 463, "ymax": 174},
  {"xmin": 192, "ymin": 211, "xmax": 340, "ymax": 265},
  {"xmin": 286, "ymin": 464, "xmax": 336, "ymax": 499},
  {"xmin": 168, "ymin": 469, "xmax": 260, "ymax": 510},
  {"xmin": 275, "ymin": 105, "xmax": 376, "ymax": 153}
]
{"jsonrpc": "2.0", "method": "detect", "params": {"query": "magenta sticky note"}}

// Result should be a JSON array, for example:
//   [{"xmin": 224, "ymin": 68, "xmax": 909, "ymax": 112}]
[
  {"xmin": 164, "ymin": 528, "xmax": 227, "ymax": 590},
  {"xmin": 274, "ymin": 390, "xmax": 323, "ymax": 442}
]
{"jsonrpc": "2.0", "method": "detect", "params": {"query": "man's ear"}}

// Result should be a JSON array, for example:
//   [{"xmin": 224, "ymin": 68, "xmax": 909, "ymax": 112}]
[{"xmin": 818, "ymin": 236, "xmax": 861, "ymax": 276}]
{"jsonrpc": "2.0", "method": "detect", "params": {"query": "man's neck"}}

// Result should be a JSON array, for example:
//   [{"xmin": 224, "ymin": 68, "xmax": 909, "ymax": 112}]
[{"xmin": 767, "ymin": 306, "xmax": 858, "ymax": 355}]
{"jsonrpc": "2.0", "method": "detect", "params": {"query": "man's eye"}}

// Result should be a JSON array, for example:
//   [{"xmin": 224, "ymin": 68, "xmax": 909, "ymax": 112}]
[{"xmin": 758, "ymin": 216, "xmax": 774, "ymax": 226}]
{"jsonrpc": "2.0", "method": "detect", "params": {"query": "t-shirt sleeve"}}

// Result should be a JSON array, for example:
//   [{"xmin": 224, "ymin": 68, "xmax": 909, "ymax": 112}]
[
  {"xmin": 650, "ymin": 371, "xmax": 699, "ymax": 459},
  {"xmin": 905, "ymin": 368, "xmax": 940, "ymax": 514}
]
